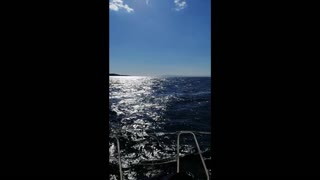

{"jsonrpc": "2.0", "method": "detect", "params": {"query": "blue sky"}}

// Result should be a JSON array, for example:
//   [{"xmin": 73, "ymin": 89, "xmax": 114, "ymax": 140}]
[{"xmin": 110, "ymin": 0, "xmax": 211, "ymax": 76}]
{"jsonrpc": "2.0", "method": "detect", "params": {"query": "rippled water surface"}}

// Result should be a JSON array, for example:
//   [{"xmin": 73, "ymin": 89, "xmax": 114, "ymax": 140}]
[{"xmin": 109, "ymin": 76, "xmax": 211, "ymax": 180}]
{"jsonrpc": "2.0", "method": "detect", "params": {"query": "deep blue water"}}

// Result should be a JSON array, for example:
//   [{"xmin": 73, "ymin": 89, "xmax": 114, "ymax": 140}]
[{"xmin": 109, "ymin": 77, "xmax": 211, "ymax": 180}]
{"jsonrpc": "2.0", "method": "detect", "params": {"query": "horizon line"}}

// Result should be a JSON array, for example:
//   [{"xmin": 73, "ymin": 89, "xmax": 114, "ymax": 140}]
[{"xmin": 109, "ymin": 75, "xmax": 211, "ymax": 77}]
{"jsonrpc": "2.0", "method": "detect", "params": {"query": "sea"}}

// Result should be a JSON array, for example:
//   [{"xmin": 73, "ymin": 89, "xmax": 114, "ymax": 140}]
[{"xmin": 109, "ymin": 76, "xmax": 211, "ymax": 180}]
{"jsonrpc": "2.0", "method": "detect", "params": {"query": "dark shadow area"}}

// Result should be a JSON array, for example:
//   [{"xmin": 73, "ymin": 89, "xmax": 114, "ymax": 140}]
[
  {"xmin": 1, "ymin": 0, "xmax": 108, "ymax": 176},
  {"xmin": 213, "ymin": 0, "xmax": 320, "ymax": 177}
]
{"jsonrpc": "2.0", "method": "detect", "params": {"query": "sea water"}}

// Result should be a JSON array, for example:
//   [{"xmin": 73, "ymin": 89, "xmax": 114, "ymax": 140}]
[{"xmin": 109, "ymin": 76, "xmax": 211, "ymax": 180}]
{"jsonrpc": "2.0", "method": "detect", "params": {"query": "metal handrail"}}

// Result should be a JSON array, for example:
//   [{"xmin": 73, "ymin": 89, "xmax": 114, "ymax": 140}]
[
  {"xmin": 176, "ymin": 131, "xmax": 210, "ymax": 180},
  {"xmin": 109, "ymin": 131, "xmax": 211, "ymax": 180},
  {"xmin": 109, "ymin": 136, "xmax": 123, "ymax": 180}
]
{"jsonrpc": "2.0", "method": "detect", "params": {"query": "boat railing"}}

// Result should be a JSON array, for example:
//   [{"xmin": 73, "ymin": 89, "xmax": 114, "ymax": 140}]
[
  {"xmin": 109, "ymin": 131, "xmax": 211, "ymax": 180},
  {"xmin": 109, "ymin": 135, "xmax": 123, "ymax": 180},
  {"xmin": 176, "ymin": 131, "xmax": 210, "ymax": 180}
]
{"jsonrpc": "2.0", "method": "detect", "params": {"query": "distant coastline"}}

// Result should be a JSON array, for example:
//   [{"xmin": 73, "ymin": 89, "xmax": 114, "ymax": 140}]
[
  {"xmin": 109, "ymin": 73, "xmax": 129, "ymax": 76},
  {"xmin": 109, "ymin": 73, "xmax": 210, "ymax": 77}
]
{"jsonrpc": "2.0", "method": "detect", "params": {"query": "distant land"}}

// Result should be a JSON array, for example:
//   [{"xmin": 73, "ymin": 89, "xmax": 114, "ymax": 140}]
[{"xmin": 109, "ymin": 73, "xmax": 129, "ymax": 76}]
